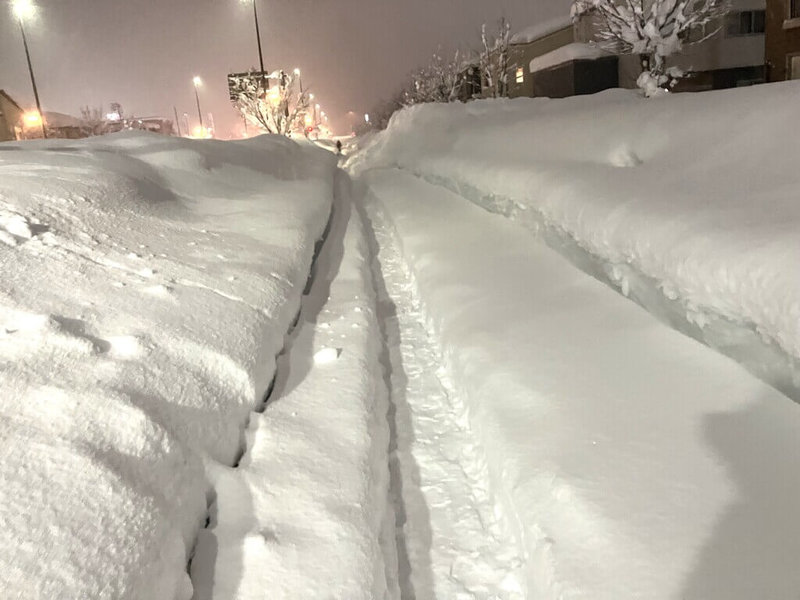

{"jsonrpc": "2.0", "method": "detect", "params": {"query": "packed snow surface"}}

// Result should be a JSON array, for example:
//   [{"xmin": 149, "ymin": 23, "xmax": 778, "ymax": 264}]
[
  {"xmin": 362, "ymin": 168, "xmax": 800, "ymax": 599},
  {"xmin": 350, "ymin": 81, "xmax": 800, "ymax": 397},
  {"xmin": 0, "ymin": 132, "xmax": 335, "ymax": 598}
]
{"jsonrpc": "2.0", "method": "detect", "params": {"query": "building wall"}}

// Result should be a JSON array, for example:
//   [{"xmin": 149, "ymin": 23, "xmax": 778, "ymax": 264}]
[
  {"xmin": 508, "ymin": 26, "xmax": 576, "ymax": 98},
  {"xmin": 533, "ymin": 56, "xmax": 619, "ymax": 98},
  {"xmin": 0, "ymin": 94, "xmax": 23, "ymax": 142},
  {"xmin": 766, "ymin": 0, "xmax": 800, "ymax": 80}
]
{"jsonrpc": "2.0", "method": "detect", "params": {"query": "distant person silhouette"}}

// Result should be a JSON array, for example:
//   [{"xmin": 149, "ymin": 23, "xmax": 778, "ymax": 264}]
[{"xmin": 335, "ymin": 140, "xmax": 343, "ymax": 155}]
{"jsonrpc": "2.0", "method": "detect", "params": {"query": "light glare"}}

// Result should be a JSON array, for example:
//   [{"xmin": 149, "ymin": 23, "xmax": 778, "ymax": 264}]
[
  {"xmin": 193, "ymin": 76, "xmax": 202, "ymax": 86},
  {"xmin": 12, "ymin": 0, "xmax": 34, "ymax": 19},
  {"xmin": 23, "ymin": 111, "xmax": 41, "ymax": 126}
]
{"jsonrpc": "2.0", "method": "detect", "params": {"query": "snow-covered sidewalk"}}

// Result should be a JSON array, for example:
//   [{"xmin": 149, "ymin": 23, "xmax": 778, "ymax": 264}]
[
  {"xmin": 362, "ymin": 167, "xmax": 800, "ymax": 599},
  {"xmin": 190, "ymin": 173, "xmax": 397, "ymax": 599},
  {"xmin": 362, "ymin": 199, "xmax": 524, "ymax": 598},
  {"xmin": 0, "ymin": 133, "xmax": 334, "ymax": 598}
]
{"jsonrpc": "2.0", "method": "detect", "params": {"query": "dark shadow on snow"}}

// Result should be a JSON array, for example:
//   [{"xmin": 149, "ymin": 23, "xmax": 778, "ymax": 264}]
[{"xmin": 680, "ymin": 395, "xmax": 800, "ymax": 599}]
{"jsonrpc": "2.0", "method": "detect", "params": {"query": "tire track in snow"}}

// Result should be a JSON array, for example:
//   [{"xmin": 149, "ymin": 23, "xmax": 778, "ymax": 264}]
[{"xmin": 360, "ymin": 198, "xmax": 524, "ymax": 600}]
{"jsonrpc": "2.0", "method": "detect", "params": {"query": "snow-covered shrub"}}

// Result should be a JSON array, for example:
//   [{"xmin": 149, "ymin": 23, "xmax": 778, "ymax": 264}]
[{"xmin": 571, "ymin": 0, "xmax": 729, "ymax": 96}]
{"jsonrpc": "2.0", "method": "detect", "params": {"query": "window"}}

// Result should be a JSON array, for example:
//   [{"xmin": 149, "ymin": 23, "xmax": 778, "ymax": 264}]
[
  {"xmin": 515, "ymin": 67, "xmax": 525, "ymax": 84},
  {"xmin": 790, "ymin": 55, "xmax": 800, "ymax": 80},
  {"xmin": 725, "ymin": 10, "xmax": 766, "ymax": 35},
  {"xmin": 792, "ymin": 0, "xmax": 800, "ymax": 19}
]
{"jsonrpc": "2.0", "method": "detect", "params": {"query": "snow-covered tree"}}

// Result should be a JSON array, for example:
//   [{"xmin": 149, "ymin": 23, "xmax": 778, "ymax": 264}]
[
  {"xmin": 403, "ymin": 51, "xmax": 465, "ymax": 105},
  {"xmin": 571, "ymin": 0, "xmax": 729, "ymax": 95},
  {"xmin": 79, "ymin": 106, "xmax": 105, "ymax": 136},
  {"xmin": 230, "ymin": 70, "xmax": 310, "ymax": 136},
  {"xmin": 479, "ymin": 18, "xmax": 512, "ymax": 98}
]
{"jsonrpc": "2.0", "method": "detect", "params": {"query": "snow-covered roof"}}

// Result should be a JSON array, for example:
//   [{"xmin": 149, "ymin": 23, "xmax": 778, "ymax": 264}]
[
  {"xmin": 510, "ymin": 17, "xmax": 572, "ymax": 45},
  {"xmin": 529, "ymin": 42, "xmax": 611, "ymax": 72},
  {"xmin": 44, "ymin": 111, "xmax": 83, "ymax": 128}
]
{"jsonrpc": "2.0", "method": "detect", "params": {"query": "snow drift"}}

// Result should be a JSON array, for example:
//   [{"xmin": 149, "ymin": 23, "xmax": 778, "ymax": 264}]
[
  {"xmin": 349, "ymin": 81, "xmax": 800, "ymax": 399},
  {"xmin": 0, "ymin": 132, "xmax": 335, "ymax": 598}
]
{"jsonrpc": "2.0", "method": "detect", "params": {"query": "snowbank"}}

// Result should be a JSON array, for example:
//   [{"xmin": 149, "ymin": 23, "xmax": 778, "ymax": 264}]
[
  {"xmin": 0, "ymin": 132, "xmax": 335, "ymax": 598},
  {"xmin": 363, "ymin": 168, "xmax": 800, "ymax": 599},
  {"xmin": 529, "ymin": 42, "xmax": 611, "ymax": 72},
  {"xmin": 349, "ymin": 81, "xmax": 800, "ymax": 398}
]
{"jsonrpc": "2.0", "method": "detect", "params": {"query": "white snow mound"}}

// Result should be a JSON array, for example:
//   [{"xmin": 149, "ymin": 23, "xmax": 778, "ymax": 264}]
[{"xmin": 0, "ymin": 132, "xmax": 336, "ymax": 598}]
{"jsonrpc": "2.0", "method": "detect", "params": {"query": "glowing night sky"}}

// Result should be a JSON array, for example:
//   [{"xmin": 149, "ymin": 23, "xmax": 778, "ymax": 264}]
[{"xmin": 0, "ymin": 0, "xmax": 568, "ymax": 137}]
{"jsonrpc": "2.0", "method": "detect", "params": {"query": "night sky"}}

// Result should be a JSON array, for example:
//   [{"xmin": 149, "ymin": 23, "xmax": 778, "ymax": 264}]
[{"xmin": 0, "ymin": 0, "xmax": 566, "ymax": 137}]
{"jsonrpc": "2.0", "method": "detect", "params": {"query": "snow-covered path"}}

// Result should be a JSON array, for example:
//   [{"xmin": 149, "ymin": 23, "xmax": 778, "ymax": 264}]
[
  {"xmin": 189, "ymin": 167, "xmax": 526, "ymax": 600},
  {"xmin": 190, "ymin": 172, "xmax": 396, "ymax": 599},
  {"xmin": 361, "ymin": 199, "xmax": 524, "ymax": 599}
]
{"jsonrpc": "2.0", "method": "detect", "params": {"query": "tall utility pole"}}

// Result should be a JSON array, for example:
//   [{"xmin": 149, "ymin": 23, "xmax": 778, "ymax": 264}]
[
  {"xmin": 173, "ymin": 106, "xmax": 182, "ymax": 137},
  {"xmin": 193, "ymin": 76, "xmax": 204, "ymax": 133},
  {"xmin": 252, "ymin": 0, "xmax": 265, "ymax": 74},
  {"xmin": 13, "ymin": 0, "xmax": 46, "ymax": 139}
]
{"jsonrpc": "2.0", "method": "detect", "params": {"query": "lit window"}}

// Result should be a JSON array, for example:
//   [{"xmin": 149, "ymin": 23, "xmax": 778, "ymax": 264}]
[{"xmin": 515, "ymin": 67, "xmax": 524, "ymax": 84}]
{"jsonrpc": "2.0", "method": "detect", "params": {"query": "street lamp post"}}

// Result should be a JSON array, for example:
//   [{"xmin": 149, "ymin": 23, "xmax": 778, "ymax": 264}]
[
  {"xmin": 193, "ymin": 76, "xmax": 204, "ymax": 134},
  {"xmin": 242, "ymin": 0, "xmax": 267, "ymax": 93},
  {"xmin": 12, "ymin": 0, "xmax": 46, "ymax": 139},
  {"xmin": 173, "ymin": 106, "xmax": 182, "ymax": 137},
  {"xmin": 294, "ymin": 68, "xmax": 303, "ymax": 94},
  {"xmin": 251, "ymin": 0, "xmax": 265, "ymax": 74}
]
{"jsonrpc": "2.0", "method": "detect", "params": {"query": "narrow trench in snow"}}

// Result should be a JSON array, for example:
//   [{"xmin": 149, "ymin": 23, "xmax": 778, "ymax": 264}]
[
  {"xmin": 357, "ymin": 197, "xmax": 524, "ymax": 599},
  {"xmin": 185, "ymin": 194, "xmax": 337, "ymax": 586}
]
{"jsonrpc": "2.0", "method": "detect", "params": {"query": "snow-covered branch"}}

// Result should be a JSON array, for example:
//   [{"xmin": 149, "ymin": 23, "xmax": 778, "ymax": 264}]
[
  {"xmin": 479, "ymin": 18, "xmax": 511, "ymax": 98},
  {"xmin": 402, "ymin": 50, "xmax": 465, "ymax": 106},
  {"xmin": 230, "ymin": 70, "xmax": 310, "ymax": 136}
]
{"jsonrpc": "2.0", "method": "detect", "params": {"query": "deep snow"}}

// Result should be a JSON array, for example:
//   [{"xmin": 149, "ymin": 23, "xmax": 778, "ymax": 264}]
[
  {"xmin": 0, "ymin": 132, "xmax": 335, "ymax": 598},
  {"xmin": 4, "ymin": 79, "xmax": 800, "ymax": 600},
  {"xmin": 361, "ymin": 167, "xmax": 800, "ymax": 599},
  {"xmin": 348, "ymin": 81, "xmax": 800, "ymax": 400}
]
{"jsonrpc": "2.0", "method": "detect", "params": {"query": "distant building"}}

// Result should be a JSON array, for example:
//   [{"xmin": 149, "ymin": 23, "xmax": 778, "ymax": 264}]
[
  {"xmin": 765, "ymin": 0, "xmax": 800, "ymax": 80},
  {"xmin": 0, "ymin": 90, "xmax": 24, "ymax": 142},
  {"xmin": 508, "ymin": 0, "xmax": 767, "ymax": 99}
]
